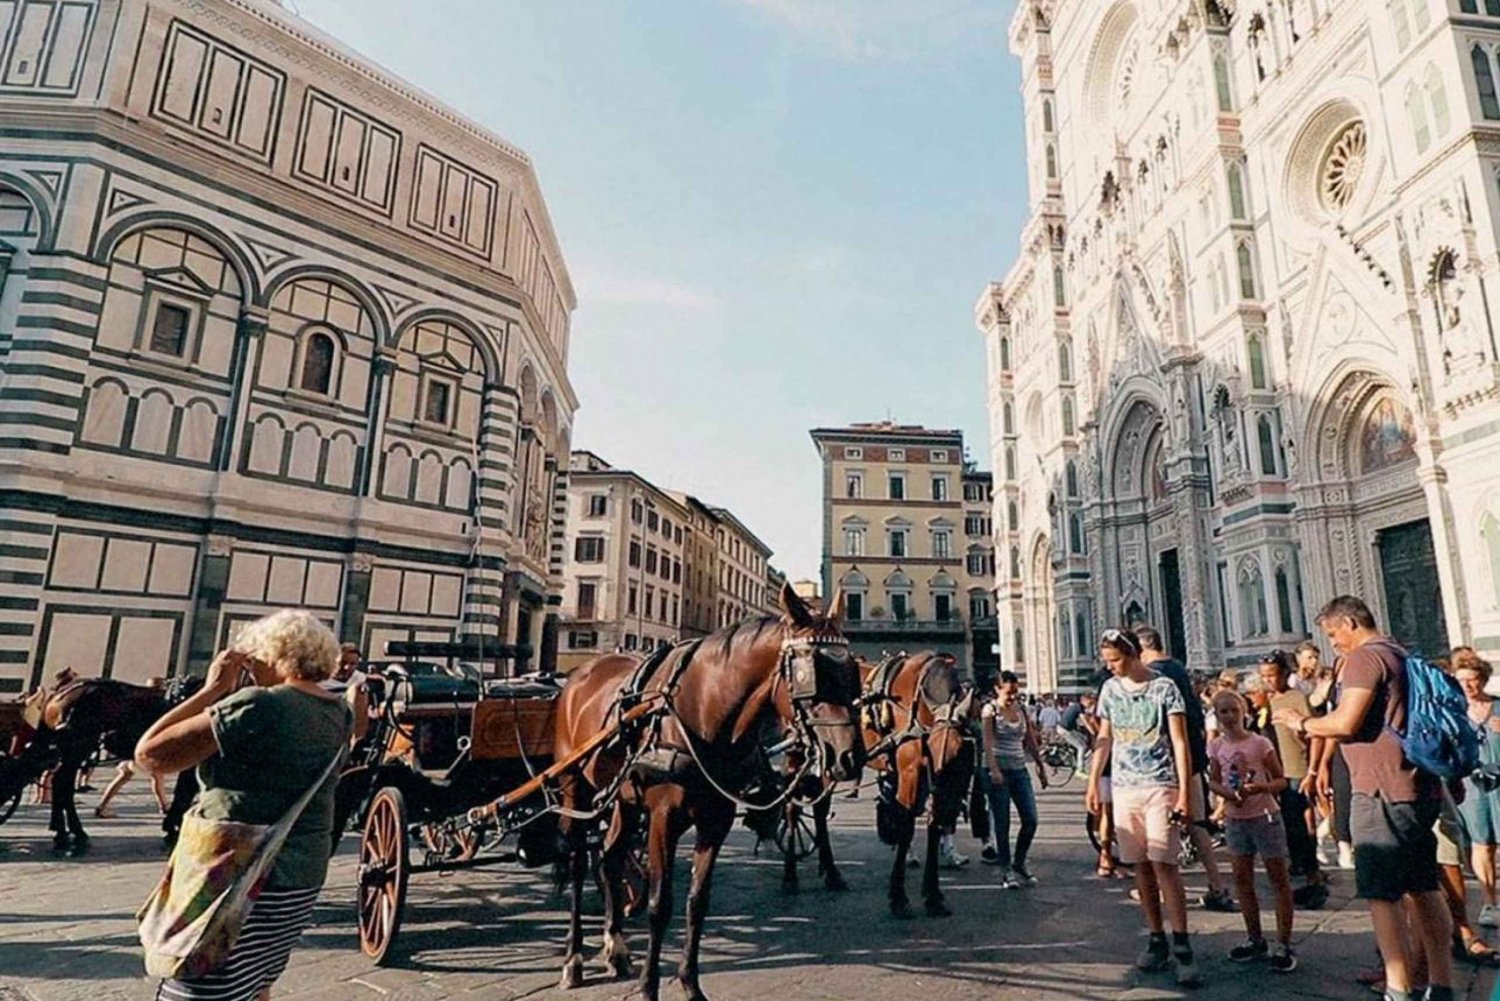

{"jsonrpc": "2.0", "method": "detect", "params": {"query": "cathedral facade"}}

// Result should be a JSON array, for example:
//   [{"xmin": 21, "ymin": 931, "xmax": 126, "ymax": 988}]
[
  {"xmin": 977, "ymin": 0, "xmax": 1500, "ymax": 692},
  {"xmin": 0, "ymin": 0, "xmax": 576, "ymax": 691}
]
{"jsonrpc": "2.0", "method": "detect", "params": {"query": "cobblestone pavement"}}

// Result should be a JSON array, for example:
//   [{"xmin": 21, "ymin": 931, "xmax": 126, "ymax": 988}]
[{"xmin": 1, "ymin": 780, "xmax": 1496, "ymax": 1001}]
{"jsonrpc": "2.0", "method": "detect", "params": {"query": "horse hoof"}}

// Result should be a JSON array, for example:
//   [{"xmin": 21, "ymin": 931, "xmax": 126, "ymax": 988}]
[
  {"xmin": 678, "ymin": 981, "xmax": 710, "ymax": 1001},
  {"xmin": 558, "ymin": 957, "xmax": 584, "ymax": 990},
  {"xmin": 66, "ymin": 841, "xmax": 90, "ymax": 858},
  {"xmin": 890, "ymin": 900, "xmax": 915, "ymax": 920},
  {"xmin": 925, "ymin": 898, "xmax": 952, "ymax": 918}
]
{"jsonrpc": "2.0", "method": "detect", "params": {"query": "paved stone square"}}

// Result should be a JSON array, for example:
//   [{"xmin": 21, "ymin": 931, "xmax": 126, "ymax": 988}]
[{"xmin": 1, "ymin": 780, "xmax": 1496, "ymax": 1001}]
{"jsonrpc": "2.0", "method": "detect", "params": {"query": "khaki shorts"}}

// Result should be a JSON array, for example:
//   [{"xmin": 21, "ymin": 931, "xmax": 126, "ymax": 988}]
[{"xmin": 1113, "ymin": 785, "xmax": 1180, "ymax": 866}]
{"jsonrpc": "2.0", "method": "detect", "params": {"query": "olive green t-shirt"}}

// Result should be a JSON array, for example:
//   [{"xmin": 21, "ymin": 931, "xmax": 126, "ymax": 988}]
[{"xmin": 197, "ymin": 686, "xmax": 351, "ymax": 889}]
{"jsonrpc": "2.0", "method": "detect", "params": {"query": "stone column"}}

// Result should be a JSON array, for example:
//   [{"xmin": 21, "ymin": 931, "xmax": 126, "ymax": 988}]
[
  {"xmin": 358, "ymin": 351, "xmax": 397, "ymax": 497},
  {"xmin": 186, "ymin": 534, "xmax": 235, "ymax": 675},
  {"xmin": 340, "ymin": 550, "xmax": 375, "ymax": 649},
  {"xmin": 218, "ymin": 307, "xmax": 268, "ymax": 472}
]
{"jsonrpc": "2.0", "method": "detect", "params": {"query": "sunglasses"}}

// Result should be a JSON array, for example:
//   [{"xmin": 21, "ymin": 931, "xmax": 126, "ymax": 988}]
[
  {"xmin": 1258, "ymin": 649, "xmax": 1287, "ymax": 664},
  {"xmin": 1101, "ymin": 628, "xmax": 1128, "ymax": 642}
]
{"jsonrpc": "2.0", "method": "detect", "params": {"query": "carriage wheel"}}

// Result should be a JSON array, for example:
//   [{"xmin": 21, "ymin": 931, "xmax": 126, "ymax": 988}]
[
  {"xmin": 358, "ymin": 788, "xmax": 409, "ymax": 965},
  {"xmin": 774, "ymin": 805, "xmax": 818, "ymax": 862}
]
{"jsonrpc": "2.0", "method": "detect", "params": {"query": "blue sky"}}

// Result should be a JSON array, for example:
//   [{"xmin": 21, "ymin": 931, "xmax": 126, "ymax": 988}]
[{"xmin": 289, "ymin": 0, "xmax": 1029, "ymax": 582}]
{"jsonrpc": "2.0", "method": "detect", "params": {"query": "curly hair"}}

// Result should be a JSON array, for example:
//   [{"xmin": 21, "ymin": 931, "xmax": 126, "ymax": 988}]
[{"xmin": 234, "ymin": 609, "xmax": 339, "ymax": 682}]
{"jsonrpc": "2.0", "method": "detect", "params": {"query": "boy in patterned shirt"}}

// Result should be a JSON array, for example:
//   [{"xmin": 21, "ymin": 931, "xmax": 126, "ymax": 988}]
[{"xmin": 1086, "ymin": 629, "xmax": 1199, "ymax": 986}]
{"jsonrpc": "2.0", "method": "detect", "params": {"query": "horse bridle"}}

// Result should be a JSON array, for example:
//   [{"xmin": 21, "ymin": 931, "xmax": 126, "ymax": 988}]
[{"xmin": 776, "ymin": 628, "xmax": 862, "ymax": 755}]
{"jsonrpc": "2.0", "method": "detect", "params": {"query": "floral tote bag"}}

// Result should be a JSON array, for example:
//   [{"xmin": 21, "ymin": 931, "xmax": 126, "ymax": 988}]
[{"xmin": 137, "ymin": 746, "xmax": 344, "ymax": 979}]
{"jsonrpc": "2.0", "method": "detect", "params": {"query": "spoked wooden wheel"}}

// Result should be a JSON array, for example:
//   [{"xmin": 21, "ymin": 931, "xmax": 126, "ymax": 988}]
[
  {"xmin": 358, "ymin": 787, "xmax": 409, "ymax": 964},
  {"xmin": 775, "ymin": 804, "xmax": 818, "ymax": 862}
]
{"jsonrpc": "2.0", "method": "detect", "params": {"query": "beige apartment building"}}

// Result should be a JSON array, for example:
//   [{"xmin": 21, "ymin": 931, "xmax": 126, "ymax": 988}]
[
  {"xmin": 670, "ymin": 492, "xmax": 721, "ymax": 639},
  {"xmin": 559, "ymin": 452, "xmax": 782, "ymax": 670},
  {"xmin": 559, "ymin": 452, "xmax": 688, "ymax": 671},
  {"xmin": 713, "ymin": 508, "xmax": 772, "ymax": 628},
  {"xmin": 810, "ymin": 423, "xmax": 998, "ymax": 679}
]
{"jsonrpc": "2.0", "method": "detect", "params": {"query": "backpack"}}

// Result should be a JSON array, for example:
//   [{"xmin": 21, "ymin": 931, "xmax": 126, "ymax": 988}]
[{"xmin": 1395, "ymin": 653, "xmax": 1480, "ymax": 781}]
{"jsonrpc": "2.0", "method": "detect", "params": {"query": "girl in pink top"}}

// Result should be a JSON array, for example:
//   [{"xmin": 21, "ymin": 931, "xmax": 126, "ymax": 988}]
[{"xmin": 1207, "ymin": 689, "xmax": 1297, "ymax": 972}]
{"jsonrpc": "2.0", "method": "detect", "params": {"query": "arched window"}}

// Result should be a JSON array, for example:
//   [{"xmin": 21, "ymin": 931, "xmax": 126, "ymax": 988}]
[
  {"xmin": 1214, "ymin": 53, "xmax": 1234, "ymax": 112},
  {"xmin": 1482, "ymin": 512, "xmax": 1500, "ymax": 598},
  {"xmin": 1007, "ymin": 498, "xmax": 1019, "ymax": 531},
  {"xmin": 1062, "ymin": 396, "xmax": 1076, "ymax": 436},
  {"xmin": 1410, "ymin": 0, "xmax": 1431, "ymax": 32},
  {"xmin": 1069, "ymin": 512, "xmax": 1085, "ymax": 554},
  {"xmin": 1014, "ymin": 627, "xmax": 1025, "ymax": 664},
  {"xmin": 1388, "ymin": 0, "xmax": 1412, "ymax": 50},
  {"xmin": 1046, "ymin": 144, "xmax": 1059, "ymax": 180},
  {"xmin": 1003, "ymin": 402, "xmax": 1015, "ymax": 435},
  {"xmin": 1227, "ymin": 163, "xmax": 1248, "ymax": 220},
  {"xmin": 1274, "ymin": 565, "xmax": 1295, "ymax": 633},
  {"xmin": 1005, "ymin": 446, "xmax": 1017, "ymax": 481},
  {"xmin": 1074, "ymin": 604, "xmax": 1090, "ymax": 653},
  {"xmin": 299, "ymin": 331, "xmax": 336, "ymax": 394},
  {"xmin": 1053, "ymin": 266, "xmax": 1067, "ymax": 308},
  {"xmin": 1248, "ymin": 333, "xmax": 1268, "ymax": 389},
  {"xmin": 1258, "ymin": 414, "xmax": 1278, "ymax": 475},
  {"xmin": 1042, "ymin": 98, "xmax": 1054, "ymax": 133},
  {"xmin": 1009, "ymin": 545, "xmax": 1022, "ymax": 579},
  {"xmin": 1066, "ymin": 460, "xmax": 1080, "ymax": 498},
  {"xmin": 1059, "ymin": 609, "xmax": 1073, "ymax": 659},
  {"xmin": 1427, "ymin": 63, "xmax": 1451, "ymax": 137},
  {"xmin": 999, "ymin": 336, "xmax": 1013, "ymax": 372},
  {"xmin": 1473, "ymin": 45, "xmax": 1500, "ymax": 120},
  {"xmin": 1238, "ymin": 560, "xmax": 1269, "ymax": 637},
  {"xmin": 1058, "ymin": 341, "xmax": 1072, "ymax": 382},
  {"xmin": 1237, "ymin": 241, "xmax": 1258, "ymax": 299},
  {"xmin": 1407, "ymin": 82, "xmax": 1432, "ymax": 153}
]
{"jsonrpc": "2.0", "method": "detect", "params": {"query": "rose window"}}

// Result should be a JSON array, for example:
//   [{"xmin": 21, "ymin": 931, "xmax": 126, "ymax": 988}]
[{"xmin": 1319, "ymin": 121, "xmax": 1366, "ymax": 214}]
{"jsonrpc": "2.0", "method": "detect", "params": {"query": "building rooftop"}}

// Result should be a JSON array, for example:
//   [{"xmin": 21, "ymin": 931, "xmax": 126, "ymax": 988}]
[{"xmin": 809, "ymin": 422, "xmax": 965, "ymax": 441}]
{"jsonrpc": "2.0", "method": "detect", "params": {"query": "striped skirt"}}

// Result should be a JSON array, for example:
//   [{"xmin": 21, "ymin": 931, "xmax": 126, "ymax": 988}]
[{"xmin": 155, "ymin": 885, "xmax": 320, "ymax": 1001}]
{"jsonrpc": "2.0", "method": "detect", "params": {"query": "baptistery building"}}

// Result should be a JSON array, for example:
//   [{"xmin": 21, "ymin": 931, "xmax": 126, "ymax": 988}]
[
  {"xmin": 0, "ymin": 0, "xmax": 576, "ymax": 692},
  {"xmin": 978, "ymin": 0, "xmax": 1500, "ymax": 692}
]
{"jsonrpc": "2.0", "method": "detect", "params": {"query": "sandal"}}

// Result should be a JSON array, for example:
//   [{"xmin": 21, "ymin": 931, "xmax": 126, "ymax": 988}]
[
  {"xmin": 1096, "ymin": 852, "xmax": 1115, "ymax": 878},
  {"xmin": 1454, "ymin": 936, "xmax": 1500, "ymax": 967}
]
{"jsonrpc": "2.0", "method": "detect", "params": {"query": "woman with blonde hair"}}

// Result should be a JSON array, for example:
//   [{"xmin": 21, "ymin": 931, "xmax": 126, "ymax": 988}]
[{"xmin": 136, "ymin": 610, "xmax": 352, "ymax": 1001}]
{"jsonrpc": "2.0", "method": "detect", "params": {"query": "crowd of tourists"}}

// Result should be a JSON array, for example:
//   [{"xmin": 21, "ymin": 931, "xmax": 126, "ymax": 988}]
[{"xmin": 965, "ymin": 593, "xmax": 1500, "ymax": 999}]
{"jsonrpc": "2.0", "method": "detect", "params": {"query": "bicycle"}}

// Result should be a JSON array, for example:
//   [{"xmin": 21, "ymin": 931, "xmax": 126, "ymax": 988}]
[{"xmin": 1038, "ymin": 737, "xmax": 1090, "ymax": 788}]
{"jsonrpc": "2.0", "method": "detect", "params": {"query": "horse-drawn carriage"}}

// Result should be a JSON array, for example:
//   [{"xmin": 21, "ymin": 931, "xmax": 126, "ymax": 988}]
[{"xmin": 341, "ymin": 638, "xmax": 657, "ymax": 963}]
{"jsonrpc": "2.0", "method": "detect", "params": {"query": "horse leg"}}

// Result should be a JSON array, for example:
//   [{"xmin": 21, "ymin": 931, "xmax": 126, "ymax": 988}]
[
  {"xmin": 639, "ymin": 794, "xmax": 685, "ymax": 1001},
  {"xmin": 598, "ymin": 803, "xmax": 636, "ymax": 980},
  {"xmin": 678, "ymin": 797, "xmax": 734, "ymax": 1001},
  {"xmin": 781, "ymin": 801, "xmax": 800, "ymax": 894},
  {"xmin": 814, "ymin": 793, "xmax": 847, "ymax": 891},
  {"xmin": 922, "ymin": 821, "xmax": 949, "ymax": 917},
  {"xmin": 558, "ymin": 812, "xmax": 591, "ymax": 990},
  {"xmin": 63, "ymin": 756, "xmax": 89, "ymax": 855},
  {"xmin": 50, "ymin": 760, "xmax": 77, "ymax": 853},
  {"xmin": 888, "ymin": 809, "xmax": 915, "ymax": 919}
]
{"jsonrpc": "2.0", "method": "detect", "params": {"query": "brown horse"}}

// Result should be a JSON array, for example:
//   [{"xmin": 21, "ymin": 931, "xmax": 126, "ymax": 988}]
[
  {"xmin": 552, "ymin": 583, "xmax": 863, "ymax": 1001},
  {"xmin": 860, "ymin": 651, "xmax": 977, "ymax": 918},
  {"xmin": 0, "ymin": 679, "xmax": 178, "ymax": 853}
]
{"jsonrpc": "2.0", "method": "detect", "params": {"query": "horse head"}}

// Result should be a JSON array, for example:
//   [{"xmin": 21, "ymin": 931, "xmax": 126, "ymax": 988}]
[{"xmin": 773, "ymin": 581, "xmax": 865, "ymax": 782}]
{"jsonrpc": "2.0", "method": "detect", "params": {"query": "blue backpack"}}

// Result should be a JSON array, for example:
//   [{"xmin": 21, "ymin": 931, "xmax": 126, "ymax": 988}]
[{"xmin": 1396, "ymin": 653, "xmax": 1480, "ymax": 781}]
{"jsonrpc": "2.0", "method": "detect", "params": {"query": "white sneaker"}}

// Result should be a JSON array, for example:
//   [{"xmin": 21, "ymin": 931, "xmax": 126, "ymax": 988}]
[
  {"xmin": 1337, "ymin": 841, "xmax": 1355, "ymax": 870},
  {"xmin": 940, "ymin": 848, "xmax": 969, "ymax": 869},
  {"xmin": 1481, "ymin": 903, "xmax": 1500, "ymax": 928},
  {"xmin": 1314, "ymin": 843, "xmax": 1329, "ymax": 866}
]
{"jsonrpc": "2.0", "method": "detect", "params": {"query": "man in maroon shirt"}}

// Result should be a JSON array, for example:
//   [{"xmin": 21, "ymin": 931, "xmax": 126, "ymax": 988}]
[{"xmin": 1274, "ymin": 596, "xmax": 1451, "ymax": 1001}]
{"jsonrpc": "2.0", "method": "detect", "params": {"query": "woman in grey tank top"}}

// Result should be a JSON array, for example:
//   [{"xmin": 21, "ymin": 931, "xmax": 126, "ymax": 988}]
[{"xmin": 981, "ymin": 671, "xmax": 1049, "ymax": 886}]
